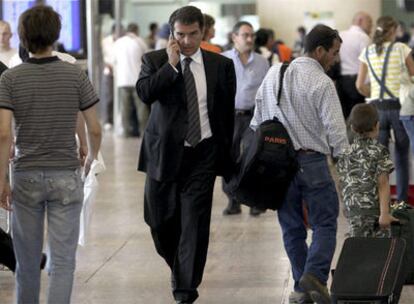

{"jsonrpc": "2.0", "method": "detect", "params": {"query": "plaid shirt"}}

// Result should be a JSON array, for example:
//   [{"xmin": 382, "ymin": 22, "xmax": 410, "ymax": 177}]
[{"xmin": 250, "ymin": 57, "xmax": 349, "ymax": 157}]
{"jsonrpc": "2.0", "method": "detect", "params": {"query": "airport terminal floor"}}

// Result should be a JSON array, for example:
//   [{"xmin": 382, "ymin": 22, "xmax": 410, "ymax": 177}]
[{"xmin": 1, "ymin": 132, "xmax": 414, "ymax": 304}]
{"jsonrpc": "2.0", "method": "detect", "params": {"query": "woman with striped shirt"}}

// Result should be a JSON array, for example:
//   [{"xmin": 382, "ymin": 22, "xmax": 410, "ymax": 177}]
[{"xmin": 356, "ymin": 16, "xmax": 414, "ymax": 203}]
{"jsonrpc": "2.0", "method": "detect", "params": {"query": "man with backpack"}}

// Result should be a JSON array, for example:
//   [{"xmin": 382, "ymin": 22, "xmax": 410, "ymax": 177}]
[{"xmin": 250, "ymin": 25, "xmax": 348, "ymax": 304}]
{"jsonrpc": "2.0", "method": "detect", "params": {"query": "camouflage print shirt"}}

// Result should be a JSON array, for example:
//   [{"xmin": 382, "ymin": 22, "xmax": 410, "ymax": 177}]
[{"xmin": 336, "ymin": 135, "xmax": 394, "ymax": 215}]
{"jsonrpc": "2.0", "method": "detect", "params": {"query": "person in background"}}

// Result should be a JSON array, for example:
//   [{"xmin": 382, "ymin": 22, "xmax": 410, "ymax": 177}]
[
  {"xmin": 338, "ymin": 11, "xmax": 372, "ymax": 119},
  {"xmin": 113, "ymin": 23, "xmax": 148, "ymax": 137},
  {"xmin": 0, "ymin": 5, "xmax": 101, "ymax": 304},
  {"xmin": 223, "ymin": 21, "xmax": 269, "ymax": 216},
  {"xmin": 101, "ymin": 24, "xmax": 118, "ymax": 130},
  {"xmin": 200, "ymin": 14, "xmax": 222, "ymax": 53},
  {"xmin": 0, "ymin": 21, "xmax": 17, "ymax": 67},
  {"xmin": 146, "ymin": 22, "xmax": 158, "ymax": 50},
  {"xmin": 409, "ymin": 22, "xmax": 414, "ymax": 48},
  {"xmin": 255, "ymin": 28, "xmax": 279, "ymax": 65},
  {"xmin": 396, "ymin": 20, "xmax": 410, "ymax": 44},
  {"xmin": 222, "ymin": 31, "xmax": 234, "ymax": 51},
  {"xmin": 274, "ymin": 39, "xmax": 292, "ymax": 62},
  {"xmin": 222, "ymin": 21, "xmax": 269, "ymax": 216},
  {"xmin": 251, "ymin": 24, "xmax": 348, "ymax": 304},
  {"xmin": 356, "ymin": 16, "xmax": 414, "ymax": 205},
  {"xmin": 293, "ymin": 26, "xmax": 306, "ymax": 58},
  {"xmin": 155, "ymin": 23, "xmax": 170, "ymax": 50}
]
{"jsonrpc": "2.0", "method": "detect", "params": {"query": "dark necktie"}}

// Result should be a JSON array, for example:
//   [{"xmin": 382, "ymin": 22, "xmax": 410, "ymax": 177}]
[{"xmin": 183, "ymin": 57, "xmax": 201, "ymax": 147}]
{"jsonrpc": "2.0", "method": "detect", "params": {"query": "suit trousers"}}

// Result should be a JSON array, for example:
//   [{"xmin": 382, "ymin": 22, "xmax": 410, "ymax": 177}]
[
  {"xmin": 222, "ymin": 112, "xmax": 253, "ymax": 205},
  {"xmin": 145, "ymin": 138, "xmax": 217, "ymax": 303},
  {"xmin": 336, "ymin": 75, "xmax": 365, "ymax": 119}
]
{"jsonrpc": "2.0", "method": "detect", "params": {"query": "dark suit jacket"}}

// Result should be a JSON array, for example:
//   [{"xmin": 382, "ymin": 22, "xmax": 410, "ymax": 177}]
[{"xmin": 136, "ymin": 49, "xmax": 236, "ymax": 182}]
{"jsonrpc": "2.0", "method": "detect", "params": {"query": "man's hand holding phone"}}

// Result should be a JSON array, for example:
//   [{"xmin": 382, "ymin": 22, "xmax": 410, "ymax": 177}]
[{"xmin": 167, "ymin": 32, "xmax": 180, "ymax": 66}]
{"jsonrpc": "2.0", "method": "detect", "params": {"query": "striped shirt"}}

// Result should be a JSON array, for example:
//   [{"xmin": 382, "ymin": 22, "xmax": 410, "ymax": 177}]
[
  {"xmin": 0, "ymin": 56, "xmax": 99, "ymax": 171},
  {"xmin": 250, "ymin": 57, "xmax": 349, "ymax": 157},
  {"xmin": 359, "ymin": 42, "xmax": 412, "ymax": 100}
]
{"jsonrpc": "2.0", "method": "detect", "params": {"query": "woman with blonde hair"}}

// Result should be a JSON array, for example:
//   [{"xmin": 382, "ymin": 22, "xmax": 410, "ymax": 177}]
[{"xmin": 356, "ymin": 16, "xmax": 414, "ymax": 203}]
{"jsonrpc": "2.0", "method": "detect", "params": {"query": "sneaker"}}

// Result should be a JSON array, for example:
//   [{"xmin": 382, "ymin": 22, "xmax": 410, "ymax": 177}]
[
  {"xmin": 289, "ymin": 291, "xmax": 314, "ymax": 303},
  {"xmin": 299, "ymin": 273, "xmax": 331, "ymax": 304}
]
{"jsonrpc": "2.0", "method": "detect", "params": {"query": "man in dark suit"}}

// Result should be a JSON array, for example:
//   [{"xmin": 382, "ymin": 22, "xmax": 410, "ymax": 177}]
[{"xmin": 136, "ymin": 6, "xmax": 236, "ymax": 304}]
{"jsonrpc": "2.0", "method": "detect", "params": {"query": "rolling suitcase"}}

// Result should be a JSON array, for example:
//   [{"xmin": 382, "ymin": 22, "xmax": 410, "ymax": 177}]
[
  {"xmin": 391, "ymin": 203, "xmax": 414, "ymax": 284},
  {"xmin": 331, "ymin": 237, "xmax": 406, "ymax": 304}
]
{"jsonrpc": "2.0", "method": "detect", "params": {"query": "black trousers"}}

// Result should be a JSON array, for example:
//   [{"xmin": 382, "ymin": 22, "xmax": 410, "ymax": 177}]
[
  {"xmin": 0, "ymin": 227, "xmax": 15, "ymax": 272},
  {"xmin": 144, "ymin": 138, "xmax": 217, "ymax": 303},
  {"xmin": 336, "ymin": 75, "xmax": 365, "ymax": 119},
  {"xmin": 222, "ymin": 112, "xmax": 253, "ymax": 204}
]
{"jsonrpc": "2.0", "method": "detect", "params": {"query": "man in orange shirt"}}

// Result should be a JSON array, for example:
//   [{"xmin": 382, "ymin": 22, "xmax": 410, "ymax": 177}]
[{"xmin": 275, "ymin": 39, "xmax": 292, "ymax": 62}]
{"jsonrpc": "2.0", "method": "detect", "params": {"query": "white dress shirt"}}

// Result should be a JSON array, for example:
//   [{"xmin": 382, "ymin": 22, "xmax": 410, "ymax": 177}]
[
  {"xmin": 251, "ymin": 57, "xmax": 349, "ymax": 157},
  {"xmin": 339, "ymin": 25, "xmax": 371, "ymax": 75},
  {"xmin": 175, "ymin": 49, "xmax": 212, "ymax": 145}
]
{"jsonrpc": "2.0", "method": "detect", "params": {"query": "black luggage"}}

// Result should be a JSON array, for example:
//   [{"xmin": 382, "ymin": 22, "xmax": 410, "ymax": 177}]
[
  {"xmin": 331, "ymin": 237, "xmax": 406, "ymax": 304},
  {"xmin": 391, "ymin": 203, "xmax": 414, "ymax": 284},
  {"xmin": 0, "ymin": 227, "xmax": 15, "ymax": 272}
]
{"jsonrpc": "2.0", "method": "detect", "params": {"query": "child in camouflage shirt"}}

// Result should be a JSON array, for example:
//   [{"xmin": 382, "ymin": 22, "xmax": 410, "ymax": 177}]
[{"xmin": 337, "ymin": 104, "xmax": 398, "ymax": 237}]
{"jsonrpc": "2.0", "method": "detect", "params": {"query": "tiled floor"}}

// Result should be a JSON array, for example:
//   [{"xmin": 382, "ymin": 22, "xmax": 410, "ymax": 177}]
[{"xmin": 1, "ymin": 133, "xmax": 414, "ymax": 303}]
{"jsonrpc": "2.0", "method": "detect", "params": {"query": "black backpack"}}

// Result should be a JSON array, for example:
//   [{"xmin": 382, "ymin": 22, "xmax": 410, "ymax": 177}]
[{"xmin": 229, "ymin": 62, "xmax": 298, "ymax": 210}]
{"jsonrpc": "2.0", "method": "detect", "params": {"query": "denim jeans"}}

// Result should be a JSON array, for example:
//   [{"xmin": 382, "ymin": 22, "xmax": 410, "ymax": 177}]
[
  {"xmin": 400, "ymin": 115, "xmax": 414, "ymax": 155},
  {"xmin": 11, "ymin": 169, "xmax": 83, "ymax": 304},
  {"xmin": 378, "ymin": 109, "xmax": 410, "ymax": 201},
  {"xmin": 277, "ymin": 153, "xmax": 339, "ymax": 292}
]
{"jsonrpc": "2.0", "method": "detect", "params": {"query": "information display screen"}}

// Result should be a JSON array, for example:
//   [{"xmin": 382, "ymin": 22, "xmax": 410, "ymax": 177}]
[{"xmin": 1, "ymin": 0, "xmax": 84, "ymax": 53}]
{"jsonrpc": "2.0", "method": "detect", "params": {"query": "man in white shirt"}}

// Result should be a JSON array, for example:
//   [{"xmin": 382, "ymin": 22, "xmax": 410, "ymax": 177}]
[
  {"xmin": 101, "ymin": 24, "xmax": 118, "ymax": 130},
  {"xmin": 251, "ymin": 25, "xmax": 348, "ymax": 304},
  {"xmin": 0, "ymin": 21, "xmax": 17, "ymax": 67},
  {"xmin": 113, "ymin": 23, "xmax": 148, "ymax": 137},
  {"xmin": 338, "ymin": 12, "xmax": 372, "ymax": 119}
]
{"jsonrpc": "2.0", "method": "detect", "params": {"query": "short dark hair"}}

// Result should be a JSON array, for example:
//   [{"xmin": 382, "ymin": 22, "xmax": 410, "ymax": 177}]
[
  {"xmin": 149, "ymin": 22, "xmax": 158, "ymax": 32},
  {"xmin": 297, "ymin": 26, "xmax": 306, "ymax": 35},
  {"xmin": 255, "ymin": 28, "xmax": 271, "ymax": 47},
  {"xmin": 232, "ymin": 21, "xmax": 253, "ymax": 34},
  {"xmin": 127, "ymin": 23, "xmax": 139, "ymax": 34},
  {"xmin": 349, "ymin": 103, "xmax": 379, "ymax": 135},
  {"xmin": 169, "ymin": 6, "xmax": 204, "ymax": 30},
  {"xmin": 304, "ymin": 24, "xmax": 342, "ymax": 53},
  {"xmin": 18, "ymin": 5, "xmax": 61, "ymax": 53}
]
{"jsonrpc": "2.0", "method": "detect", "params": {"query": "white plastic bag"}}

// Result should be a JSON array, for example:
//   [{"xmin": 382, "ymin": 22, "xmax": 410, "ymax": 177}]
[{"xmin": 78, "ymin": 153, "xmax": 106, "ymax": 246}]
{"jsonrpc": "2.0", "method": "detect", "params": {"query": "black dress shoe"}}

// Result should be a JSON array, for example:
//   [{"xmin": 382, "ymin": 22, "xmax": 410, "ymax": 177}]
[
  {"xmin": 223, "ymin": 200, "xmax": 242, "ymax": 215},
  {"xmin": 223, "ymin": 205, "xmax": 241, "ymax": 215},
  {"xmin": 249, "ymin": 207, "xmax": 266, "ymax": 216},
  {"xmin": 40, "ymin": 253, "xmax": 47, "ymax": 270}
]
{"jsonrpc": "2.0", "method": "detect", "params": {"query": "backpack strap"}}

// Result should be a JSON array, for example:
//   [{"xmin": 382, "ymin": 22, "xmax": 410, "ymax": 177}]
[
  {"xmin": 365, "ymin": 43, "xmax": 396, "ymax": 100},
  {"xmin": 277, "ymin": 62, "xmax": 290, "ymax": 105}
]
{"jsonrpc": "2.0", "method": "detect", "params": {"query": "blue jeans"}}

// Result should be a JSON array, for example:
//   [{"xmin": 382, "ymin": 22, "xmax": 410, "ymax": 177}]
[
  {"xmin": 401, "ymin": 116, "xmax": 414, "ymax": 155},
  {"xmin": 11, "ymin": 169, "xmax": 83, "ymax": 304},
  {"xmin": 277, "ymin": 153, "xmax": 339, "ymax": 292},
  {"xmin": 378, "ymin": 109, "xmax": 409, "ymax": 201}
]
